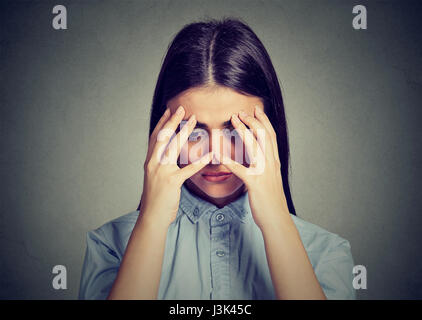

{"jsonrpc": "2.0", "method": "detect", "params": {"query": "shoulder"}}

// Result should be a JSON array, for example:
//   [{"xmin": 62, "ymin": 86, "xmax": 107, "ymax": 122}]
[
  {"xmin": 290, "ymin": 214, "xmax": 356, "ymax": 299},
  {"xmin": 290, "ymin": 214, "xmax": 352, "ymax": 258},
  {"xmin": 86, "ymin": 210, "xmax": 139, "ymax": 258},
  {"xmin": 98, "ymin": 210, "xmax": 139, "ymax": 228}
]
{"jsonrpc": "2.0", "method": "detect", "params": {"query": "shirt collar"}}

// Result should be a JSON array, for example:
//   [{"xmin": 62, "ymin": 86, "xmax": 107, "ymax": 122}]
[{"xmin": 178, "ymin": 184, "xmax": 251, "ymax": 224}]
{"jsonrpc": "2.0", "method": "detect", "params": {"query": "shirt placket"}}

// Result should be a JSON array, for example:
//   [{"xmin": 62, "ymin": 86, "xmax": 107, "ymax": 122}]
[{"xmin": 209, "ymin": 209, "xmax": 232, "ymax": 299}]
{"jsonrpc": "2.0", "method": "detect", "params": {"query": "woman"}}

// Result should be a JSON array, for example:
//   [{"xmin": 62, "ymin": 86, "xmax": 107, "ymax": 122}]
[{"xmin": 79, "ymin": 18, "xmax": 356, "ymax": 300}]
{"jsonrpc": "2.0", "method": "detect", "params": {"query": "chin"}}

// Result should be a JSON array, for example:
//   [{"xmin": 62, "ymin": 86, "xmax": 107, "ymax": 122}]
[{"xmin": 199, "ymin": 185, "xmax": 242, "ymax": 199}]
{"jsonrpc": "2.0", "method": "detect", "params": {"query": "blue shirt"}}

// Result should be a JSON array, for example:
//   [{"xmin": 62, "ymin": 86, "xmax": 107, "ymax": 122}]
[{"xmin": 79, "ymin": 185, "xmax": 356, "ymax": 300}]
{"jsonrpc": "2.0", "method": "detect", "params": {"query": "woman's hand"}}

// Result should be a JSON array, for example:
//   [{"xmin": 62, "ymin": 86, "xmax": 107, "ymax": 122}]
[
  {"xmin": 219, "ymin": 105, "xmax": 290, "ymax": 231},
  {"xmin": 222, "ymin": 106, "xmax": 326, "ymax": 299},
  {"xmin": 139, "ymin": 106, "xmax": 213, "ymax": 228}
]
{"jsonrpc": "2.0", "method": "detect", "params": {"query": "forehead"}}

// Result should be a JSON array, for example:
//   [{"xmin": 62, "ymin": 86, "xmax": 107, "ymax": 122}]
[{"xmin": 167, "ymin": 86, "xmax": 263, "ymax": 127}]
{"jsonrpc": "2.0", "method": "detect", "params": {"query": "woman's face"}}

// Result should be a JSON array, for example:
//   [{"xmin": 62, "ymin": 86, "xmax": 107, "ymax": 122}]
[{"xmin": 167, "ymin": 85, "xmax": 264, "ymax": 203}]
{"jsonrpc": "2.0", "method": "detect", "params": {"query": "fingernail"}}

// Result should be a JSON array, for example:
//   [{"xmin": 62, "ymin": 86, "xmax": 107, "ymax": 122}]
[
  {"xmin": 177, "ymin": 106, "xmax": 185, "ymax": 115},
  {"xmin": 255, "ymin": 105, "xmax": 263, "ymax": 113}
]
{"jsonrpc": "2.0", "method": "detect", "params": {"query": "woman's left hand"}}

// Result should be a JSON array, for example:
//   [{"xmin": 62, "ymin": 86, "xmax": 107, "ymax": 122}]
[
  {"xmin": 222, "ymin": 106, "xmax": 327, "ymax": 300},
  {"xmin": 220, "ymin": 105, "xmax": 291, "ymax": 231}
]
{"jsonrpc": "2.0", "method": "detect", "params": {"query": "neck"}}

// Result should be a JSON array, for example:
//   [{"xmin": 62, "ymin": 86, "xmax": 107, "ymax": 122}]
[{"xmin": 184, "ymin": 180, "xmax": 246, "ymax": 208}]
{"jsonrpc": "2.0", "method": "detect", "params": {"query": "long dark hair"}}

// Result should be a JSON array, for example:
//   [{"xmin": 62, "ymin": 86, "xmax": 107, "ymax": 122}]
[{"xmin": 138, "ymin": 17, "xmax": 296, "ymax": 216}]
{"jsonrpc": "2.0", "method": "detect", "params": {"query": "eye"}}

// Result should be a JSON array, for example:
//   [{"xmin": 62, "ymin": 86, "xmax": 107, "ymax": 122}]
[
  {"xmin": 188, "ymin": 128, "xmax": 208, "ymax": 141},
  {"xmin": 222, "ymin": 128, "xmax": 240, "ymax": 139}
]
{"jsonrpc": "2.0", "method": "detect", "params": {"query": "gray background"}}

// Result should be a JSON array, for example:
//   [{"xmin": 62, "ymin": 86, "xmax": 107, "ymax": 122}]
[{"xmin": 1, "ymin": 0, "xmax": 421, "ymax": 299}]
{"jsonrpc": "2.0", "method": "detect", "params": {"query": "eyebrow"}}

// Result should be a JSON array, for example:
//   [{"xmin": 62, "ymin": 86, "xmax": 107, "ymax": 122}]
[{"xmin": 195, "ymin": 120, "xmax": 233, "ymax": 129}]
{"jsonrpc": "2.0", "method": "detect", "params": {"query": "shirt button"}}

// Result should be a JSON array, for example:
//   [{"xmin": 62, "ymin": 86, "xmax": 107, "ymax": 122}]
[
  {"xmin": 215, "ymin": 213, "xmax": 225, "ymax": 221},
  {"xmin": 216, "ymin": 250, "xmax": 225, "ymax": 257}
]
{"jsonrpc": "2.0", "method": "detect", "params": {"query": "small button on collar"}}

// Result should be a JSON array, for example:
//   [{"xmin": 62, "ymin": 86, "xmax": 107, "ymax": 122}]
[{"xmin": 215, "ymin": 213, "xmax": 225, "ymax": 222}]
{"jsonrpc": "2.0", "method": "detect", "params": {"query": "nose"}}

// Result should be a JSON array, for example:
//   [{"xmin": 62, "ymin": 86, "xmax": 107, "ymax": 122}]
[
  {"xmin": 211, "ymin": 152, "xmax": 220, "ymax": 165},
  {"xmin": 209, "ymin": 130, "xmax": 229, "ymax": 165}
]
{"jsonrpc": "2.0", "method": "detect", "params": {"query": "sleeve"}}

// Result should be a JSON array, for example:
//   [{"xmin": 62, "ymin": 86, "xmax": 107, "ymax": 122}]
[
  {"xmin": 78, "ymin": 228, "xmax": 120, "ymax": 300},
  {"xmin": 314, "ymin": 237, "xmax": 357, "ymax": 300}
]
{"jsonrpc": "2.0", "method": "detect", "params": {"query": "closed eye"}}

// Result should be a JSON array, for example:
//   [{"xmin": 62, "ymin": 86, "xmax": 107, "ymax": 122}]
[
  {"xmin": 188, "ymin": 128, "xmax": 208, "ymax": 141},
  {"xmin": 222, "ymin": 127, "xmax": 240, "ymax": 138}
]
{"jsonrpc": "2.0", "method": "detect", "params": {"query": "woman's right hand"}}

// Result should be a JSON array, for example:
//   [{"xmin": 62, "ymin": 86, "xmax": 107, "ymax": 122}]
[{"xmin": 138, "ymin": 105, "xmax": 212, "ymax": 229}]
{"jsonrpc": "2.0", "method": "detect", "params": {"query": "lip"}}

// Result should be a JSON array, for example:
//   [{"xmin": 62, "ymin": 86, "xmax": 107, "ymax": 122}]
[{"xmin": 201, "ymin": 171, "xmax": 233, "ymax": 182}]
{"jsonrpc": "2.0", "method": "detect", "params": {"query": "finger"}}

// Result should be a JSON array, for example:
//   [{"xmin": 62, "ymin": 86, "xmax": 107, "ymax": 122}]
[
  {"xmin": 218, "ymin": 154, "xmax": 248, "ymax": 180},
  {"xmin": 254, "ymin": 105, "xmax": 280, "ymax": 164},
  {"xmin": 151, "ymin": 108, "xmax": 171, "ymax": 140},
  {"xmin": 177, "ymin": 151, "xmax": 213, "ymax": 182},
  {"xmin": 254, "ymin": 105, "xmax": 277, "ymax": 138},
  {"xmin": 164, "ymin": 114, "xmax": 196, "ymax": 163},
  {"xmin": 231, "ymin": 113, "xmax": 263, "ymax": 165},
  {"xmin": 151, "ymin": 105, "xmax": 186, "ymax": 163},
  {"xmin": 238, "ymin": 110, "xmax": 273, "ymax": 158},
  {"xmin": 146, "ymin": 108, "xmax": 171, "ymax": 162}
]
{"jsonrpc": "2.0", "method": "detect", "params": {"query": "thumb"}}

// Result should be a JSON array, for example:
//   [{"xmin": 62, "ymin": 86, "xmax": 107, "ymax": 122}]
[
  {"xmin": 177, "ymin": 152, "xmax": 213, "ymax": 182},
  {"xmin": 219, "ymin": 154, "xmax": 247, "ymax": 180}
]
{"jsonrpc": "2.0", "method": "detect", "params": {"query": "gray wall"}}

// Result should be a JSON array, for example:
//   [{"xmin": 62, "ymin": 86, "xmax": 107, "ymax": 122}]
[{"xmin": 1, "ymin": 0, "xmax": 421, "ymax": 299}]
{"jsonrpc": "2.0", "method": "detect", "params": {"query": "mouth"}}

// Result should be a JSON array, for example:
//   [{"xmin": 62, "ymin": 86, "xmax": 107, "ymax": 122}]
[{"xmin": 201, "ymin": 171, "xmax": 233, "ymax": 183}]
